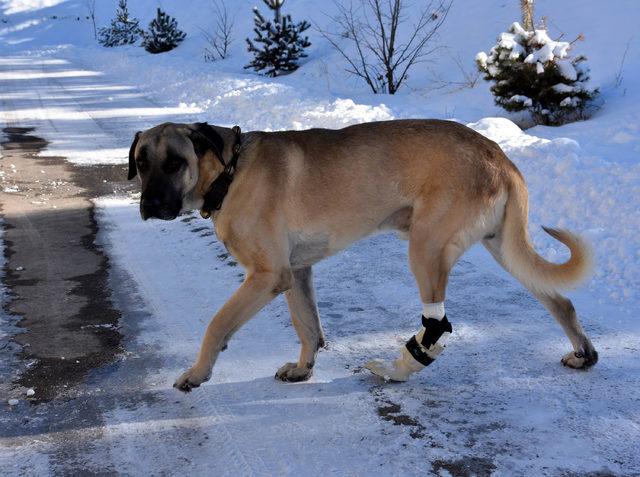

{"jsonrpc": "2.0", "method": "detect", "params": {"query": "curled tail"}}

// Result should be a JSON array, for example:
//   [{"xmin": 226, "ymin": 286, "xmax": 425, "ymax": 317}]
[{"xmin": 499, "ymin": 176, "xmax": 593, "ymax": 295}]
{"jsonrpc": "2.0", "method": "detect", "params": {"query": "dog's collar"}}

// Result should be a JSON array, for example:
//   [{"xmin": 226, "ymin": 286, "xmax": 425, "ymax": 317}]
[{"xmin": 200, "ymin": 125, "xmax": 242, "ymax": 219}]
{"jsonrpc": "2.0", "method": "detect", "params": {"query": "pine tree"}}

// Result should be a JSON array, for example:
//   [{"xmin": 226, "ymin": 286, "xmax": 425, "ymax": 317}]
[
  {"xmin": 98, "ymin": 0, "xmax": 142, "ymax": 47},
  {"xmin": 245, "ymin": 0, "xmax": 311, "ymax": 77},
  {"xmin": 142, "ymin": 8, "xmax": 186, "ymax": 54},
  {"xmin": 476, "ymin": 20, "xmax": 598, "ymax": 126}
]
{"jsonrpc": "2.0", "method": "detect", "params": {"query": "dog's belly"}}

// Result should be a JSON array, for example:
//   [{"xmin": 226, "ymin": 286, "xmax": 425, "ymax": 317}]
[
  {"xmin": 288, "ymin": 206, "xmax": 413, "ymax": 268},
  {"xmin": 288, "ymin": 233, "xmax": 331, "ymax": 268}
]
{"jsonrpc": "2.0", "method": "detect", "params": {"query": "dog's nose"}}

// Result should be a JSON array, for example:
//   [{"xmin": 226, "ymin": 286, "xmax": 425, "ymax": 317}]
[
  {"xmin": 140, "ymin": 192, "xmax": 181, "ymax": 221},
  {"xmin": 140, "ymin": 195, "xmax": 164, "ymax": 220},
  {"xmin": 142, "ymin": 196, "xmax": 162, "ymax": 208}
]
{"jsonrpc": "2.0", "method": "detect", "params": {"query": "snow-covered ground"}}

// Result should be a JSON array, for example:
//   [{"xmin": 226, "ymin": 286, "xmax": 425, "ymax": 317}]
[{"xmin": 1, "ymin": 0, "xmax": 639, "ymax": 475}]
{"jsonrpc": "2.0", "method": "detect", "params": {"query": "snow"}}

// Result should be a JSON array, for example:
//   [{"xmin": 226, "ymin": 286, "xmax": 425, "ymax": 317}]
[
  {"xmin": 1, "ymin": 0, "xmax": 63, "ymax": 15},
  {"xmin": 559, "ymin": 96, "xmax": 579, "ymax": 107},
  {"xmin": 497, "ymin": 28, "xmax": 526, "ymax": 55},
  {"xmin": 508, "ymin": 94, "xmax": 533, "ymax": 107},
  {"xmin": 553, "ymin": 82, "xmax": 576, "ymax": 93},
  {"xmin": 475, "ymin": 50, "xmax": 488, "ymax": 68},
  {"xmin": 557, "ymin": 59, "xmax": 578, "ymax": 81},
  {"xmin": 467, "ymin": 117, "xmax": 535, "ymax": 147},
  {"xmin": 521, "ymin": 26, "xmax": 571, "ymax": 69},
  {"xmin": 468, "ymin": 117, "xmax": 640, "ymax": 305},
  {"xmin": 526, "ymin": 28, "xmax": 571, "ymax": 63},
  {"xmin": 1, "ymin": 0, "xmax": 640, "ymax": 474}
]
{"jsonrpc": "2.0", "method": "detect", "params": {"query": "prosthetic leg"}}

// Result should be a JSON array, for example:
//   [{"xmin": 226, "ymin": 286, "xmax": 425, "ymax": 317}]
[{"xmin": 365, "ymin": 302, "xmax": 452, "ymax": 381}]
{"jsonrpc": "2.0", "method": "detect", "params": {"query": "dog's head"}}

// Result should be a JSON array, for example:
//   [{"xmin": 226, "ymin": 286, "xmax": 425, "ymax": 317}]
[{"xmin": 127, "ymin": 122, "xmax": 226, "ymax": 220}]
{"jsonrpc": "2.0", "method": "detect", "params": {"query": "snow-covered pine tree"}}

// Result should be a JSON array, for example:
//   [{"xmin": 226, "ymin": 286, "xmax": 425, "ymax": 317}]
[
  {"xmin": 476, "ymin": 20, "xmax": 598, "ymax": 126},
  {"xmin": 142, "ymin": 8, "xmax": 186, "ymax": 54},
  {"xmin": 98, "ymin": 0, "xmax": 142, "ymax": 47},
  {"xmin": 245, "ymin": 0, "xmax": 311, "ymax": 77}
]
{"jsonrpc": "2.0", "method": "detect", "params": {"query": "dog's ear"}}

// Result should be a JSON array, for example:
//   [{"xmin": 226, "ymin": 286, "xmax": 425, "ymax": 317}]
[
  {"xmin": 128, "ymin": 131, "xmax": 141, "ymax": 180},
  {"xmin": 188, "ymin": 122, "xmax": 225, "ymax": 165}
]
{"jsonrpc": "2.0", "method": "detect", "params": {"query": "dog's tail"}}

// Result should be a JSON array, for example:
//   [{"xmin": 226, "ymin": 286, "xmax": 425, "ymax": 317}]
[{"xmin": 498, "ymin": 173, "xmax": 593, "ymax": 295}]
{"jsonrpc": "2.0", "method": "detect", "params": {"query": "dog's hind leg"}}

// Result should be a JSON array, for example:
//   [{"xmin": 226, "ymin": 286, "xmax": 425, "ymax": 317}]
[
  {"xmin": 276, "ymin": 267, "xmax": 325, "ymax": 382},
  {"xmin": 366, "ymin": 202, "xmax": 467, "ymax": 381},
  {"xmin": 483, "ymin": 235, "xmax": 598, "ymax": 369},
  {"xmin": 534, "ymin": 291, "xmax": 598, "ymax": 368}
]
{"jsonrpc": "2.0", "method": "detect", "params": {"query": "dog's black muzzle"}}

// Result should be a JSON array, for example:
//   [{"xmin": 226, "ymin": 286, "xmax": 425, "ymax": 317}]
[{"xmin": 140, "ymin": 192, "xmax": 181, "ymax": 221}]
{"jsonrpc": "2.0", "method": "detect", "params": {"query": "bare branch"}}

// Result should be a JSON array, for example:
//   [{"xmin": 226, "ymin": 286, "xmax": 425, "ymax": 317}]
[
  {"xmin": 84, "ymin": 0, "xmax": 97, "ymax": 39},
  {"xmin": 614, "ymin": 37, "xmax": 633, "ymax": 88},
  {"xmin": 318, "ymin": 1, "xmax": 383, "ymax": 93},
  {"xmin": 203, "ymin": 0, "xmax": 235, "ymax": 61},
  {"xmin": 319, "ymin": 0, "xmax": 452, "ymax": 94}
]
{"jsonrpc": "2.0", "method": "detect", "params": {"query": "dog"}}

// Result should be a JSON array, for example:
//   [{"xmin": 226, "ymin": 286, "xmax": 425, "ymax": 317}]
[{"xmin": 127, "ymin": 119, "xmax": 597, "ymax": 391}]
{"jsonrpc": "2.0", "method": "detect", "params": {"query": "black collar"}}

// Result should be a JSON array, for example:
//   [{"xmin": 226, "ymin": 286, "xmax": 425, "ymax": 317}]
[{"xmin": 200, "ymin": 125, "xmax": 242, "ymax": 219}]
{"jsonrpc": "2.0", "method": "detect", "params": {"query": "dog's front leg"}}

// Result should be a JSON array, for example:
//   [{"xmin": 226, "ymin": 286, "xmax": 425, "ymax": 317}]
[
  {"xmin": 276, "ymin": 267, "xmax": 325, "ymax": 382},
  {"xmin": 174, "ymin": 269, "xmax": 291, "ymax": 392}
]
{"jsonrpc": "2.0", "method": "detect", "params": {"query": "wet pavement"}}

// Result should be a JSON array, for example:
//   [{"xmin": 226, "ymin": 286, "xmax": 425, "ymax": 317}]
[
  {"xmin": 0, "ymin": 126, "xmax": 130, "ymax": 401},
  {"xmin": 0, "ymin": 125, "xmax": 153, "ymax": 475}
]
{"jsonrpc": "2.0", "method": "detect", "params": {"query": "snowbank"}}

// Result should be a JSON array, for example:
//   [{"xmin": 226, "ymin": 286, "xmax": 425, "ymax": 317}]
[{"xmin": 469, "ymin": 118, "xmax": 640, "ymax": 305}]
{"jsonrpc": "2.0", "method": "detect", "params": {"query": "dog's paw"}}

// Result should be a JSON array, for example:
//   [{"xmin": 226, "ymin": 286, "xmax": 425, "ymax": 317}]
[
  {"xmin": 173, "ymin": 366, "xmax": 211, "ymax": 393},
  {"xmin": 561, "ymin": 349, "xmax": 598, "ymax": 369},
  {"xmin": 275, "ymin": 362, "xmax": 313, "ymax": 382}
]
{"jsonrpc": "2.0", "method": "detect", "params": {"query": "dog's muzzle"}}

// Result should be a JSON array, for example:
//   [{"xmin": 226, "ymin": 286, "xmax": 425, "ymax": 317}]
[{"xmin": 140, "ymin": 194, "xmax": 181, "ymax": 221}]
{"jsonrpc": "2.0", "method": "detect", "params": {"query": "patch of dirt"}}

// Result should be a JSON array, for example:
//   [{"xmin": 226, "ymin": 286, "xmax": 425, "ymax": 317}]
[
  {"xmin": 373, "ymin": 390, "xmax": 426, "ymax": 439},
  {"xmin": 431, "ymin": 456, "xmax": 496, "ymax": 477}
]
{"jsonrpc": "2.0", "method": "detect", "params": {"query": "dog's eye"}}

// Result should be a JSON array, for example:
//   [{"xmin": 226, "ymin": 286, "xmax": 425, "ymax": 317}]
[{"xmin": 164, "ymin": 157, "xmax": 185, "ymax": 174}]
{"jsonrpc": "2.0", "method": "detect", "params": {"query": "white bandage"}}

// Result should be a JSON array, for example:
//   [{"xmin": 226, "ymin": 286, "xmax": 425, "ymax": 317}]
[
  {"xmin": 365, "ymin": 347, "xmax": 426, "ymax": 382},
  {"xmin": 366, "ymin": 310, "xmax": 451, "ymax": 382},
  {"xmin": 365, "ymin": 302, "xmax": 448, "ymax": 382},
  {"xmin": 423, "ymin": 301, "xmax": 445, "ymax": 320}
]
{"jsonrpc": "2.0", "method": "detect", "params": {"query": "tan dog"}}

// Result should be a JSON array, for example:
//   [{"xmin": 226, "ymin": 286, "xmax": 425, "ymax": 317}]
[{"xmin": 127, "ymin": 119, "xmax": 597, "ymax": 391}]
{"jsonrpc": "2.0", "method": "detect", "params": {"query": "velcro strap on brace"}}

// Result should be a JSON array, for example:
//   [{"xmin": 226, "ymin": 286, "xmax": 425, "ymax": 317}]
[
  {"xmin": 405, "ymin": 315, "xmax": 453, "ymax": 367},
  {"xmin": 420, "ymin": 315, "xmax": 452, "ymax": 348},
  {"xmin": 405, "ymin": 336, "xmax": 435, "ymax": 366}
]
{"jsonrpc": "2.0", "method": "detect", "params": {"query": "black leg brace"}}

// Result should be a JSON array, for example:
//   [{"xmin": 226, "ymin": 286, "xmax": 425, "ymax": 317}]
[{"xmin": 405, "ymin": 315, "xmax": 453, "ymax": 366}]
